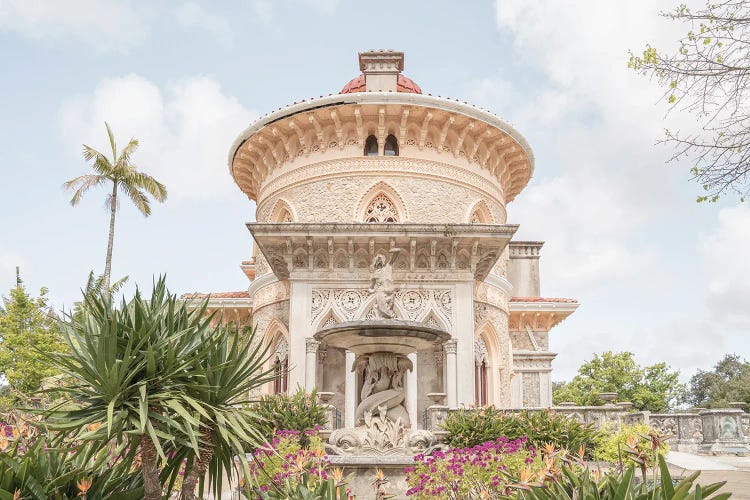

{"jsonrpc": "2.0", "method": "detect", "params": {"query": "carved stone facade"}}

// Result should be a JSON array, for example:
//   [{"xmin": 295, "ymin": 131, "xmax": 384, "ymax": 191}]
[{"xmin": 186, "ymin": 51, "xmax": 579, "ymax": 432}]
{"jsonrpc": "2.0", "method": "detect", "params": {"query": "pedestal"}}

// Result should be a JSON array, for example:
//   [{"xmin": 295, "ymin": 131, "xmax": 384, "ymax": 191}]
[{"xmin": 699, "ymin": 409, "xmax": 750, "ymax": 455}]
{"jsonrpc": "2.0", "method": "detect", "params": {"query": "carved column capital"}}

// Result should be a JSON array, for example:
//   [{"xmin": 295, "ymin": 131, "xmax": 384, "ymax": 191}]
[
  {"xmin": 306, "ymin": 338, "xmax": 320, "ymax": 353},
  {"xmin": 444, "ymin": 339, "xmax": 457, "ymax": 354}
]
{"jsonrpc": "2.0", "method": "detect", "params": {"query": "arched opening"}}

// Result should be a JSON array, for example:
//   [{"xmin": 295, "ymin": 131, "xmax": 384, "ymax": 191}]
[
  {"xmin": 469, "ymin": 200, "xmax": 494, "ymax": 224},
  {"xmin": 364, "ymin": 193, "xmax": 399, "ymax": 223},
  {"xmin": 384, "ymin": 134, "xmax": 399, "ymax": 156},
  {"xmin": 364, "ymin": 135, "xmax": 378, "ymax": 156},
  {"xmin": 272, "ymin": 336, "xmax": 289, "ymax": 394},
  {"xmin": 475, "ymin": 336, "xmax": 490, "ymax": 406}
]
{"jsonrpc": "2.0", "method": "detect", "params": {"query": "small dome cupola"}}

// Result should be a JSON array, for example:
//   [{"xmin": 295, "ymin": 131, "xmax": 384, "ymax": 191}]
[{"xmin": 340, "ymin": 50, "xmax": 422, "ymax": 94}]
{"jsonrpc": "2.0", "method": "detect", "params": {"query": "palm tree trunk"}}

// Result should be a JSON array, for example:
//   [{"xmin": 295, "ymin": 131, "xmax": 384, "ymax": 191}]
[
  {"xmin": 179, "ymin": 427, "xmax": 214, "ymax": 500},
  {"xmin": 140, "ymin": 434, "xmax": 163, "ymax": 500},
  {"xmin": 102, "ymin": 182, "xmax": 117, "ymax": 301}
]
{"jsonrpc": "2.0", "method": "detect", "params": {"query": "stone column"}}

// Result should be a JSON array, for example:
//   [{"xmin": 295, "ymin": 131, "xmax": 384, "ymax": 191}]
[
  {"xmin": 406, "ymin": 352, "xmax": 418, "ymax": 429},
  {"xmin": 445, "ymin": 340, "xmax": 457, "ymax": 408},
  {"xmin": 287, "ymin": 281, "xmax": 311, "ymax": 391},
  {"xmin": 453, "ymin": 282, "xmax": 475, "ymax": 407},
  {"xmin": 305, "ymin": 338, "xmax": 319, "ymax": 391},
  {"xmin": 345, "ymin": 350, "xmax": 356, "ymax": 428}
]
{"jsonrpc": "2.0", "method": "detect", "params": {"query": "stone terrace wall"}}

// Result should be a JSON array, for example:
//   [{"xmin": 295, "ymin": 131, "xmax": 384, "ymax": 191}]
[{"xmin": 432, "ymin": 405, "xmax": 750, "ymax": 455}]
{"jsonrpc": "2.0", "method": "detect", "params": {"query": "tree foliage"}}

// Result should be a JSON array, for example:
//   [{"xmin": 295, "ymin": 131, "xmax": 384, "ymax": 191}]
[
  {"xmin": 0, "ymin": 277, "xmax": 64, "ymax": 395},
  {"xmin": 64, "ymin": 122, "xmax": 167, "ymax": 297},
  {"xmin": 630, "ymin": 1, "xmax": 750, "ymax": 202},
  {"xmin": 683, "ymin": 353, "xmax": 750, "ymax": 407},
  {"xmin": 46, "ymin": 278, "xmax": 274, "ymax": 500},
  {"xmin": 553, "ymin": 351, "xmax": 685, "ymax": 411}
]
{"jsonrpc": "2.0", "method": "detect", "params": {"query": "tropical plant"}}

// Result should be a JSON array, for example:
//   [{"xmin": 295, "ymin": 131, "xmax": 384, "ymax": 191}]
[
  {"xmin": 0, "ymin": 429, "xmax": 142, "ymax": 499},
  {"xmin": 44, "ymin": 278, "xmax": 272, "ymax": 500},
  {"xmin": 247, "ymin": 430, "xmax": 331, "ymax": 497},
  {"xmin": 593, "ymin": 424, "xmax": 669, "ymax": 476},
  {"xmin": 252, "ymin": 471, "xmax": 352, "ymax": 500},
  {"xmin": 253, "ymin": 389, "xmax": 328, "ymax": 445},
  {"xmin": 518, "ymin": 455, "xmax": 730, "ymax": 500},
  {"xmin": 442, "ymin": 408, "xmax": 600, "ymax": 454},
  {"xmin": 553, "ymin": 351, "xmax": 685, "ymax": 411},
  {"xmin": 63, "ymin": 122, "xmax": 167, "ymax": 297},
  {"xmin": 173, "ymin": 324, "xmax": 275, "ymax": 500},
  {"xmin": 0, "ymin": 273, "xmax": 65, "ymax": 395}
]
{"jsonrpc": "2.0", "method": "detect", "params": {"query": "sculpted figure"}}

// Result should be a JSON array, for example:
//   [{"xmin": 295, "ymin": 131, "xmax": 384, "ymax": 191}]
[
  {"xmin": 353, "ymin": 352, "xmax": 413, "ymax": 426},
  {"xmin": 369, "ymin": 248, "xmax": 401, "ymax": 319}
]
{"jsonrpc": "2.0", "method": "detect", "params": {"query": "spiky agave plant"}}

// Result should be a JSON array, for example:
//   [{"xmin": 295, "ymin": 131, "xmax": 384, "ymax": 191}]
[
  {"xmin": 173, "ymin": 323, "xmax": 276, "ymax": 500},
  {"xmin": 45, "ymin": 277, "xmax": 221, "ymax": 500}
]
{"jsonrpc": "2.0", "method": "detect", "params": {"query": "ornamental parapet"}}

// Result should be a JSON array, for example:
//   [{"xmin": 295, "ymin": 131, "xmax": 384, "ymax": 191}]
[{"xmin": 229, "ymin": 93, "xmax": 534, "ymax": 203}]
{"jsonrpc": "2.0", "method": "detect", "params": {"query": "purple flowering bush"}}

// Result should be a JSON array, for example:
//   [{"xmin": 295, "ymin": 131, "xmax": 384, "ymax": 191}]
[
  {"xmin": 245, "ymin": 429, "xmax": 333, "ymax": 498},
  {"xmin": 405, "ymin": 437, "xmax": 545, "ymax": 499}
]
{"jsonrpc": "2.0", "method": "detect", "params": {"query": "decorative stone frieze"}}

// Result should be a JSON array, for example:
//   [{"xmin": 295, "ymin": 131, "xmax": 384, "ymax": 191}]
[{"xmin": 311, "ymin": 287, "xmax": 453, "ymax": 329}]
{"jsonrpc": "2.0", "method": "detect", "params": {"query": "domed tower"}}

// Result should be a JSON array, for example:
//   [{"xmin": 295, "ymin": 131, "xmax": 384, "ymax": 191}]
[{"xmin": 226, "ymin": 50, "xmax": 577, "ymax": 424}]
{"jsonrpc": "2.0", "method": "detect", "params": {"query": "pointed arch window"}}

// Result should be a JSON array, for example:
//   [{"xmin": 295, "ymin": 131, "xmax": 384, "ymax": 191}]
[
  {"xmin": 364, "ymin": 135, "xmax": 379, "ymax": 156},
  {"xmin": 273, "ymin": 337, "xmax": 289, "ymax": 394},
  {"xmin": 364, "ymin": 193, "xmax": 399, "ymax": 223},
  {"xmin": 474, "ymin": 337, "xmax": 489, "ymax": 406},
  {"xmin": 384, "ymin": 134, "xmax": 399, "ymax": 156}
]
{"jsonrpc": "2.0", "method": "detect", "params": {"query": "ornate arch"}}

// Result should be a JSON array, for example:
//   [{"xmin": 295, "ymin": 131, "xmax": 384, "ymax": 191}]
[
  {"xmin": 474, "ymin": 322, "xmax": 505, "ymax": 407},
  {"xmin": 269, "ymin": 198, "xmax": 296, "ymax": 223},
  {"xmin": 265, "ymin": 319, "xmax": 289, "ymax": 394},
  {"xmin": 468, "ymin": 199, "xmax": 495, "ymax": 224},
  {"xmin": 355, "ymin": 181, "xmax": 408, "ymax": 222}
]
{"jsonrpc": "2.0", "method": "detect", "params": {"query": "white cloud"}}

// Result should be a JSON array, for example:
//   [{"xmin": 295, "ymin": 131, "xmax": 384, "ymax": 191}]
[
  {"xmin": 701, "ymin": 205, "xmax": 750, "ymax": 329},
  {"xmin": 175, "ymin": 2, "xmax": 233, "ymax": 48},
  {"xmin": 59, "ymin": 74, "xmax": 258, "ymax": 200},
  {"xmin": 0, "ymin": 0, "xmax": 151, "ymax": 52},
  {"xmin": 251, "ymin": 0, "xmax": 274, "ymax": 26}
]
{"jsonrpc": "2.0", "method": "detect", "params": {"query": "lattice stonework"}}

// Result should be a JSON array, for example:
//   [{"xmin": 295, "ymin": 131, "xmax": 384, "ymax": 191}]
[
  {"xmin": 364, "ymin": 194, "xmax": 399, "ymax": 223},
  {"xmin": 274, "ymin": 338, "xmax": 289, "ymax": 362},
  {"xmin": 474, "ymin": 337, "xmax": 489, "ymax": 364}
]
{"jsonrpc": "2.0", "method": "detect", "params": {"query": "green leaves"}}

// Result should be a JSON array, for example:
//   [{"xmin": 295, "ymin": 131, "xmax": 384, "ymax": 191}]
[
  {"xmin": 552, "ymin": 351, "xmax": 686, "ymax": 411},
  {"xmin": 44, "ymin": 277, "xmax": 276, "ymax": 498}
]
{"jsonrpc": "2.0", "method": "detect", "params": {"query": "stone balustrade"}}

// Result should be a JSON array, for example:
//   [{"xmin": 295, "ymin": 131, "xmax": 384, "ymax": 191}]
[{"xmin": 417, "ymin": 404, "xmax": 750, "ymax": 455}]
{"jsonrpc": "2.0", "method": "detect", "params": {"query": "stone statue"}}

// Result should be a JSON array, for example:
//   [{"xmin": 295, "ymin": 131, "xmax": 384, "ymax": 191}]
[
  {"xmin": 352, "ymin": 352, "xmax": 412, "ymax": 426},
  {"xmin": 369, "ymin": 248, "xmax": 401, "ymax": 319}
]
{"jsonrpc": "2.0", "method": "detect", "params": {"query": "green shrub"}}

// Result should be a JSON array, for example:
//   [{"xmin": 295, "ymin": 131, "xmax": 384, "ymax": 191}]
[
  {"xmin": 442, "ymin": 408, "xmax": 600, "ymax": 454},
  {"xmin": 253, "ymin": 389, "xmax": 328, "ymax": 445},
  {"xmin": 593, "ymin": 423, "xmax": 669, "ymax": 469}
]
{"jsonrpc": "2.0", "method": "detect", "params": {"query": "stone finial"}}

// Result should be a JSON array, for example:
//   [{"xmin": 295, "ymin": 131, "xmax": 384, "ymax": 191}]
[{"xmin": 359, "ymin": 50, "xmax": 404, "ymax": 92}]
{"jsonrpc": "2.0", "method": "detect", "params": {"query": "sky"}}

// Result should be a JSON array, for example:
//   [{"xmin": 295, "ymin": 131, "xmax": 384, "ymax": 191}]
[{"xmin": 0, "ymin": 0, "xmax": 748, "ymax": 382}]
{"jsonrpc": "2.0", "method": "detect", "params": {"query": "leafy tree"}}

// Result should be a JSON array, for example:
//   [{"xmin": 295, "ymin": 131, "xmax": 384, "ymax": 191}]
[
  {"xmin": 683, "ymin": 354, "xmax": 750, "ymax": 407},
  {"xmin": 553, "ymin": 351, "xmax": 685, "ymax": 411},
  {"xmin": 629, "ymin": 1, "xmax": 750, "ymax": 202},
  {"xmin": 0, "ymin": 275, "xmax": 65, "ymax": 395},
  {"xmin": 64, "ymin": 123, "xmax": 167, "ymax": 298}
]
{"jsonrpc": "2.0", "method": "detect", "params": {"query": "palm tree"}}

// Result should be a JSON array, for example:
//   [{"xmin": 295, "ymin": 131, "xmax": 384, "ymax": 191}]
[{"xmin": 64, "ymin": 123, "xmax": 167, "ymax": 299}]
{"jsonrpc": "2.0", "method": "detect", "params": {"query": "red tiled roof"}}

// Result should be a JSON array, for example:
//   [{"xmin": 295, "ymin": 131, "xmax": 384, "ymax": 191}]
[
  {"xmin": 181, "ymin": 291, "xmax": 250, "ymax": 299},
  {"xmin": 510, "ymin": 297, "xmax": 578, "ymax": 303},
  {"xmin": 340, "ymin": 74, "xmax": 422, "ymax": 94}
]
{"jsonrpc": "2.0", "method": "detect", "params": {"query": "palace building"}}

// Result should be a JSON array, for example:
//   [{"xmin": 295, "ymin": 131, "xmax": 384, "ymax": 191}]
[{"xmin": 184, "ymin": 50, "xmax": 577, "ymax": 429}]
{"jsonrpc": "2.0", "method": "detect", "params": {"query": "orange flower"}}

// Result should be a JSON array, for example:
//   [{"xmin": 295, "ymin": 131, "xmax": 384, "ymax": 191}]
[
  {"xmin": 625, "ymin": 436, "xmax": 638, "ymax": 449},
  {"xmin": 77, "ymin": 477, "xmax": 93, "ymax": 493},
  {"xmin": 373, "ymin": 468, "xmax": 386, "ymax": 481},
  {"xmin": 12, "ymin": 489, "xmax": 21, "ymax": 500},
  {"xmin": 331, "ymin": 467, "xmax": 344, "ymax": 483},
  {"xmin": 86, "ymin": 422, "xmax": 102, "ymax": 432},
  {"xmin": 11, "ymin": 427, "xmax": 19, "ymax": 439},
  {"xmin": 0, "ymin": 438, "xmax": 8, "ymax": 451},
  {"xmin": 577, "ymin": 445, "xmax": 586, "ymax": 458},
  {"xmin": 541, "ymin": 442, "xmax": 557, "ymax": 457}
]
